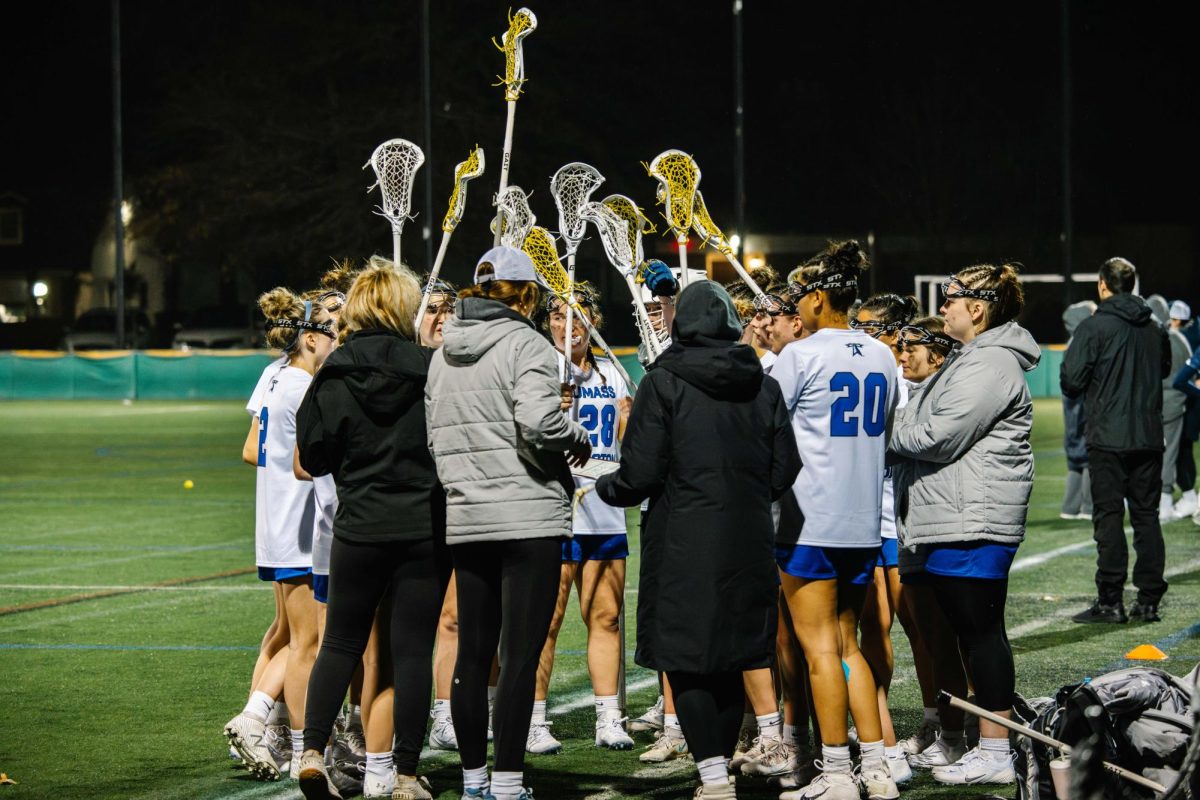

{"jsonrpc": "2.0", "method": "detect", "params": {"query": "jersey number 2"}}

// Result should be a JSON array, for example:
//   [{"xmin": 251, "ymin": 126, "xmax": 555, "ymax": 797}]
[
  {"xmin": 257, "ymin": 408, "xmax": 269, "ymax": 467},
  {"xmin": 579, "ymin": 403, "xmax": 616, "ymax": 447},
  {"xmin": 829, "ymin": 372, "xmax": 886, "ymax": 437}
]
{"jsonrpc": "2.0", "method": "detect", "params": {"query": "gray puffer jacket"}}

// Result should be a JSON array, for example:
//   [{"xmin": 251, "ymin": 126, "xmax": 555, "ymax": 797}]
[
  {"xmin": 426, "ymin": 297, "xmax": 589, "ymax": 544},
  {"xmin": 891, "ymin": 321, "xmax": 1040, "ymax": 545}
]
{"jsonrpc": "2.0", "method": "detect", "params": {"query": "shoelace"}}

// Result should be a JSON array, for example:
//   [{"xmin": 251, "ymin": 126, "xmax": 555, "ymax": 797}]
[{"xmin": 342, "ymin": 725, "xmax": 366, "ymax": 753}]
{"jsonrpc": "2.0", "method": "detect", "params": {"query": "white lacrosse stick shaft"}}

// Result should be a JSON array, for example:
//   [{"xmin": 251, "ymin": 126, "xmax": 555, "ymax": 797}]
[
  {"xmin": 724, "ymin": 250, "xmax": 768, "ymax": 301},
  {"xmin": 563, "ymin": 299, "xmax": 637, "ymax": 395},
  {"xmin": 677, "ymin": 237, "xmax": 690, "ymax": 288},
  {"xmin": 626, "ymin": 273, "xmax": 664, "ymax": 361},
  {"xmin": 494, "ymin": 101, "xmax": 517, "ymax": 246},
  {"xmin": 563, "ymin": 251, "xmax": 578, "ymax": 383}
]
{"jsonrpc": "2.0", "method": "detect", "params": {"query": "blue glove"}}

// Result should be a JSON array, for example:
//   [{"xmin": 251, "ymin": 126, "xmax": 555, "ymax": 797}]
[{"xmin": 642, "ymin": 259, "xmax": 679, "ymax": 297}]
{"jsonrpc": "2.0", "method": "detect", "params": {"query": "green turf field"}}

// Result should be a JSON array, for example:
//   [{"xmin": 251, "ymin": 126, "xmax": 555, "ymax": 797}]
[{"xmin": 1, "ymin": 398, "xmax": 1197, "ymax": 799}]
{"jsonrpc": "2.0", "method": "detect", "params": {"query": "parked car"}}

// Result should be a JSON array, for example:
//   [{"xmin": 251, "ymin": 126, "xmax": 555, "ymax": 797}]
[
  {"xmin": 172, "ymin": 306, "xmax": 262, "ymax": 350},
  {"xmin": 61, "ymin": 308, "xmax": 153, "ymax": 352}
]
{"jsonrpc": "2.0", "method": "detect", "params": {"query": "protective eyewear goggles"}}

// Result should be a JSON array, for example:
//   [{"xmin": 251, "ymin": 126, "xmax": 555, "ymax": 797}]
[
  {"xmin": 787, "ymin": 272, "xmax": 858, "ymax": 300},
  {"xmin": 268, "ymin": 300, "xmax": 335, "ymax": 343},
  {"xmin": 316, "ymin": 290, "xmax": 346, "ymax": 313},
  {"xmin": 897, "ymin": 325, "xmax": 955, "ymax": 352},
  {"xmin": 752, "ymin": 293, "xmax": 797, "ymax": 317},
  {"xmin": 940, "ymin": 276, "xmax": 997, "ymax": 303},
  {"xmin": 848, "ymin": 317, "xmax": 904, "ymax": 339}
]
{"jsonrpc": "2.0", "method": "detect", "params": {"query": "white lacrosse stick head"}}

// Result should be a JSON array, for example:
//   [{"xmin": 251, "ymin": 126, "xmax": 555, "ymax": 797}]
[
  {"xmin": 644, "ymin": 149, "xmax": 700, "ymax": 240},
  {"xmin": 492, "ymin": 185, "xmax": 536, "ymax": 248},
  {"xmin": 365, "ymin": 139, "xmax": 425, "ymax": 234},
  {"xmin": 442, "ymin": 146, "xmax": 486, "ymax": 234},
  {"xmin": 493, "ymin": 7, "xmax": 538, "ymax": 101},
  {"xmin": 601, "ymin": 194, "xmax": 654, "ymax": 269},
  {"xmin": 550, "ymin": 162, "xmax": 605, "ymax": 256},
  {"xmin": 580, "ymin": 201, "xmax": 635, "ymax": 275}
]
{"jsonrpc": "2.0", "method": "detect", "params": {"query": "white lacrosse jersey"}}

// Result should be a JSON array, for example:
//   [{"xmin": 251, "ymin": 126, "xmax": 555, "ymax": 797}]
[
  {"xmin": 253, "ymin": 366, "xmax": 316, "ymax": 568},
  {"xmin": 760, "ymin": 349, "xmax": 778, "ymax": 373},
  {"xmin": 246, "ymin": 357, "xmax": 289, "ymax": 417},
  {"xmin": 770, "ymin": 328, "xmax": 898, "ymax": 548},
  {"xmin": 311, "ymin": 474, "xmax": 337, "ymax": 576},
  {"xmin": 880, "ymin": 366, "xmax": 909, "ymax": 541},
  {"xmin": 560, "ymin": 354, "xmax": 630, "ymax": 536}
]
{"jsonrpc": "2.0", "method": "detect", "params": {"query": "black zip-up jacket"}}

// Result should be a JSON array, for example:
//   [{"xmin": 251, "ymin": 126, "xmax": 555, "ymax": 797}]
[
  {"xmin": 1060, "ymin": 293, "xmax": 1171, "ymax": 453},
  {"xmin": 297, "ymin": 329, "xmax": 444, "ymax": 542}
]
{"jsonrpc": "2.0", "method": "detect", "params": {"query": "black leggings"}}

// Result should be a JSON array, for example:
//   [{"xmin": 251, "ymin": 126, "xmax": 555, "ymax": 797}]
[
  {"xmin": 929, "ymin": 574, "xmax": 1014, "ymax": 713},
  {"xmin": 667, "ymin": 670, "xmax": 745, "ymax": 763},
  {"xmin": 303, "ymin": 535, "xmax": 450, "ymax": 773},
  {"xmin": 452, "ymin": 538, "xmax": 562, "ymax": 772}
]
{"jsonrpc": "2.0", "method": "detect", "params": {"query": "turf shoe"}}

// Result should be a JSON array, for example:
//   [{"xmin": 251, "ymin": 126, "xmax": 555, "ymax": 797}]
[
  {"xmin": 776, "ymin": 752, "xmax": 820, "ymax": 789},
  {"xmin": 298, "ymin": 749, "xmax": 344, "ymax": 799},
  {"xmin": 1071, "ymin": 599, "xmax": 1127, "ymax": 624},
  {"xmin": 629, "ymin": 695, "xmax": 665, "ymax": 733},
  {"xmin": 900, "ymin": 718, "xmax": 939, "ymax": 756},
  {"xmin": 931, "ymin": 746, "xmax": 1015, "ymax": 785},
  {"xmin": 391, "ymin": 774, "xmax": 434, "ymax": 800},
  {"xmin": 907, "ymin": 735, "xmax": 968, "ymax": 769},
  {"xmin": 856, "ymin": 763, "xmax": 899, "ymax": 800},
  {"xmin": 1128, "ymin": 601, "xmax": 1161, "ymax": 622},
  {"xmin": 885, "ymin": 750, "xmax": 912, "ymax": 784},
  {"xmin": 526, "ymin": 720, "xmax": 563, "ymax": 755},
  {"xmin": 639, "ymin": 729, "xmax": 689, "ymax": 763},
  {"xmin": 363, "ymin": 770, "xmax": 394, "ymax": 799},
  {"xmin": 595, "ymin": 711, "xmax": 635, "ymax": 750},
  {"xmin": 460, "ymin": 789, "xmax": 491, "ymax": 800},
  {"xmin": 777, "ymin": 769, "xmax": 859, "ymax": 800},
  {"xmin": 740, "ymin": 737, "xmax": 797, "ymax": 777},
  {"xmin": 692, "ymin": 780, "xmax": 736, "ymax": 799},
  {"xmin": 265, "ymin": 724, "xmax": 292, "ymax": 774},
  {"xmin": 224, "ymin": 712, "xmax": 280, "ymax": 781},
  {"xmin": 428, "ymin": 711, "xmax": 459, "ymax": 750},
  {"xmin": 729, "ymin": 724, "xmax": 757, "ymax": 769}
]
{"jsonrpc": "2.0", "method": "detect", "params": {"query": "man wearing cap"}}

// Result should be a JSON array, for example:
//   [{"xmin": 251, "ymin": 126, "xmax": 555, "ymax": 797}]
[{"xmin": 1152, "ymin": 298, "xmax": 1194, "ymax": 521}]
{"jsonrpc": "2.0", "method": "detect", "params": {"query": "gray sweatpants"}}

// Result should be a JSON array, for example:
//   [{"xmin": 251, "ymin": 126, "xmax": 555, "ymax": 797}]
[{"xmin": 1163, "ymin": 416, "xmax": 1184, "ymax": 492}]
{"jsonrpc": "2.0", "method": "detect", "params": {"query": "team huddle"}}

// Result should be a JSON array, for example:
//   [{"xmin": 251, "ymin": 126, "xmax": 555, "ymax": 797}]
[{"xmin": 217, "ymin": 233, "xmax": 1049, "ymax": 800}]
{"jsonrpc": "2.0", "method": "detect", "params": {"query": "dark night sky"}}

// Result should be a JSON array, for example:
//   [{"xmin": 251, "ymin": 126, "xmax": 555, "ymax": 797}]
[{"xmin": 3, "ymin": 1, "xmax": 1196, "ymax": 341}]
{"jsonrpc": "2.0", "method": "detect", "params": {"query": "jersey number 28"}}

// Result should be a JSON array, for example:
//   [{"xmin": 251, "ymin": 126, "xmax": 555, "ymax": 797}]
[
  {"xmin": 579, "ymin": 403, "xmax": 617, "ymax": 447},
  {"xmin": 829, "ymin": 372, "xmax": 887, "ymax": 437}
]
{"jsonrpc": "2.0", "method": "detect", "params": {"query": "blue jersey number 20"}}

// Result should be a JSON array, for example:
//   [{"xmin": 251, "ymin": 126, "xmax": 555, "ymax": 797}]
[
  {"xmin": 829, "ymin": 372, "xmax": 887, "ymax": 437},
  {"xmin": 578, "ymin": 403, "xmax": 617, "ymax": 447}
]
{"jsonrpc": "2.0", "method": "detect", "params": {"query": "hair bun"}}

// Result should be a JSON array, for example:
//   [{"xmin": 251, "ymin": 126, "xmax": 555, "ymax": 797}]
[
  {"xmin": 258, "ymin": 287, "xmax": 298, "ymax": 320},
  {"xmin": 826, "ymin": 239, "xmax": 869, "ymax": 275}
]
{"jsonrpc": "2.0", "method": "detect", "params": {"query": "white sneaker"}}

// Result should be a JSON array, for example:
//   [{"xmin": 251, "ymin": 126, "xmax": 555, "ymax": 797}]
[
  {"xmin": 776, "ymin": 752, "xmax": 819, "ymax": 789},
  {"xmin": 900, "ymin": 719, "xmax": 938, "ymax": 756},
  {"xmin": 526, "ymin": 720, "xmax": 563, "ymax": 754},
  {"xmin": 741, "ymin": 737, "xmax": 796, "ymax": 777},
  {"xmin": 362, "ymin": 771, "xmax": 395, "ymax": 799},
  {"xmin": 391, "ymin": 774, "xmax": 434, "ymax": 800},
  {"xmin": 639, "ymin": 729, "xmax": 688, "ymax": 763},
  {"xmin": 907, "ymin": 735, "xmax": 967, "ymax": 769},
  {"xmin": 932, "ymin": 745, "xmax": 1015, "ymax": 784},
  {"xmin": 265, "ymin": 724, "xmax": 291, "ymax": 774},
  {"xmin": 729, "ymin": 725, "xmax": 757, "ymax": 769},
  {"xmin": 778, "ymin": 768, "xmax": 859, "ymax": 800},
  {"xmin": 1174, "ymin": 491, "xmax": 1198, "ymax": 520},
  {"xmin": 886, "ymin": 752, "xmax": 912, "ymax": 785},
  {"xmin": 857, "ymin": 763, "xmax": 899, "ymax": 800},
  {"xmin": 297, "ymin": 750, "xmax": 344, "ymax": 799},
  {"xmin": 595, "ymin": 711, "xmax": 635, "ymax": 750},
  {"xmin": 1160, "ymin": 493, "xmax": 1176, "ymax": 522},
  {"xmin": 629, "ymin": 695, "xmax": 665, "ymax": 733},
  {"xmin": 224, "ymin": 712, "xmax": 280, "ymax": 781},
  {"xmin": 428, "ymin": 711, "xmax": 459, "ymax": 750}
]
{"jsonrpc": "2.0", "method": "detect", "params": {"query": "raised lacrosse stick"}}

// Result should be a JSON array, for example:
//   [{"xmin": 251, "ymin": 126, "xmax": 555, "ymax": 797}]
[
  {"xmin": 365, "ymin": 139, "xmax": 425, "ymax": 265},
  {"xmin": 550, "ymin": 163, "xmax": 605, "ymax": 383},
  {"xmin": 491, "ymin": 185, "xmax": 536, "ymax": 249},
  {"xmin": 692, "ymin": 189, "xmax": 769, "ymax": 302},
  {"xmin": 415, "ymin": 146, "xmax": 485, "ymax": 343},
  {"xmin": 580, "ymin": 200, "xmax": 666, "ymax": 362},
  {"xmin": 491, "ymin": 7, "xmax": 537, "ymax": 245},
  {"xmin": 644, "ymin": 149, "xmax": 700, "ymax": 288},
  {"xmin": 522, "ymin": 225, "xmax": 638, "ymax": 394}
]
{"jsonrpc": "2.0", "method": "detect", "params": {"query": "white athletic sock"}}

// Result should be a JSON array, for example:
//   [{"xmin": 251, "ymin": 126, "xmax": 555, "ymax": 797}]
[
  {"xmin": 290, "ymin": 729, "xmax": 304, "ymax": 762},
  {"xmin": 821, "ymin": 744, "xmax": 853, "ymax": 774},
  {"xmin": 859, "ymin": 739, "xmax": 885, "ymax": 768},
  {"xmin": 783, "ymin": 724, "xmax": 800, "ymax": 746},
  {"xmin": 267, "ymin": 700, "xmax": 288, "ymax": 725},
  {"xmin": 756, "ymin": 711, "xmax": 783, "ymax": 739},
  {"xmin": 432, "ymin": 698, "xmax": 451, "ymax": 718},
  {"xmin": 531, "ymin": 699, "xmax": 548, "ymax": 724},
  {"xmin": 696, "ymin": 755, "xmax": 728, "ymax": 785},
  {"xmin": 594, "ymin": 694, "xmax": 620, "ymax": 718},
  {"xmin": 491, "ymin": 770, "xmax": 523, "ymax": 799},
  {"xmin": 664, "ymin": 713, "xmax": 682, "ymax": 736},
  {"xmin": 941, "ymin": 729, "xmax": 965, "ymax": 744},
  {"xmin": 923, "ymin": 707, "xmax": 939, "ymax": 724},
  {"xmin": 980, "ymin": 736, "xmax": 1010, "ymax": 758},
  {"xmin": 462, "ymin": 765, "xmax": 489, "ymax": 791},
  {"xmin": 242, "ymin": 690, "xmax": 274, "ymax": 721},
  {"xmin": 365, "ymin": 751, "xmax": 393, "ymax": 783}
]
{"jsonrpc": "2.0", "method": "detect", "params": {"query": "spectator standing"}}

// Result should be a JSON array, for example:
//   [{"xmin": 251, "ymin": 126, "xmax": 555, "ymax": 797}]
[
  {"xmin": 1147, "ymin": 296, "xmax": 1193, "ymax": 520},
  {"xmin": 1060, "ymin": 301, "xmax": 1096, "ymax": 520},
  {"xmin": 1168, "ymin": 301, "xmax": 1198, "ymax": 519},
  {"xmin": 1061, "ymin": 258, "xmax": 1171, "ymax": 624}
]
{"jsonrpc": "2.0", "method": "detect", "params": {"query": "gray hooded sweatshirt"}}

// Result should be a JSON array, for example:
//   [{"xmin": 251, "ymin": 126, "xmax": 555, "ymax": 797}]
[
  {"xmin": 425, "ymin": 297, "xmax": 589, "ymax": 544},
  {"xmin": 890, "ymin": 321, "xmax": 1041, "ymax": 545}
]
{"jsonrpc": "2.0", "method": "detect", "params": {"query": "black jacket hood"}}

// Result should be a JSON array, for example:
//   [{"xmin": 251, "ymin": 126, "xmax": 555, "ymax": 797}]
[
  {"xmin": 1098, "ymin": 293, "xmax": 1154, "ymax": 327},
  {"xmin": 313, "ymin": 329, "xmax": 430, "ymax": 417},
  {"xmin": 658, "ymin": 280, "xmax": 763, "ymax": 400}
]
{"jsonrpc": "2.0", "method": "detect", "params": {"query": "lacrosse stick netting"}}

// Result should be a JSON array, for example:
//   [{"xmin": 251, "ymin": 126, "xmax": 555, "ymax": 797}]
[
  {"xmin": 601, "ymin": 194, "xmax": 655, "ymax": 271},
  {"xmin": 365, "ymin": 139, "xmax": 425, "ymax": 265},
  {"xmin": 493, "ymin": 186, "xmax": 536, "ymax": 249},
  {"xmin": 492, "ymin": 7, "xmax": 538, "ymax": 102},
  {"xmin": 644, "ymin": 149, "xmax": 700, "ymax": 286},
  {"xmin": 550, "ymin": 163, "xmax": 605, "ymax": 256},
  {"xmin": 691, "ymin": 189, "xmax": 768, "ymax": 302}
]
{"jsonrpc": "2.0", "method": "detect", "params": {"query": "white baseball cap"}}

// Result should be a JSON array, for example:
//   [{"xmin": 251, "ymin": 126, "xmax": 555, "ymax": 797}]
[
  {"xmin": 1170, "ymin": 300, "xmax": 1191, "ymax": 321},
  {"xmin": 474, "ymin": 246, "xmax": 541, "ymax": 285}
]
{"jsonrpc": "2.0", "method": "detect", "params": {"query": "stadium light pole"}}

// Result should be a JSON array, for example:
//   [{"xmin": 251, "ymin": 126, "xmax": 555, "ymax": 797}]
[
  {"xmin": 421, "ymin": 0, "xmax": 435, "ymax": 270},
  {"xmin": 1060, "ymin": 0, "xmax": 1073, "ymax": 305},
  {"xmin": 111, "ymin": 0, "xmax": 126, "ymax": 348},
  {"xmin": 733, "ymin": 0, "xmax": 746, "ymax": 268}
]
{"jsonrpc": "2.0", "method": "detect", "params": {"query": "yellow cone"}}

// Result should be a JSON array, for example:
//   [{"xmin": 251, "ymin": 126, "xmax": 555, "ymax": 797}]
[{"xmin": 1125, "ymin": 644, "xmax": 1168, "ymax": 660}]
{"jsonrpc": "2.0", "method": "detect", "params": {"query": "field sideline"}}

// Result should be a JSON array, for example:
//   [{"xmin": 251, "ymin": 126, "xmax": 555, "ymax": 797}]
[{"xmin": 1, "ymin": 398, "xmax": 1198, "ymax": 799}]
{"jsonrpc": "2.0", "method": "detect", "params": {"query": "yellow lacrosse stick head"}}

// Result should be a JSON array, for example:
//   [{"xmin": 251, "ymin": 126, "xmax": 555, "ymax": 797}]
[
  {"xmin": 522, "ymin": 226, "xmax": 569, "ymax": 297},
  {"xmin": 442, "ymin": 146, "xmax": 485, "ymax": 234},
  {"xmin": 492, "ymin": 7, "xmax": 538, "ymax": 102},
  {"xmin": 691, "ymin": 190, "xmax": 733, "ymax": 257},
  {"xmin": 644, "ymin": 150, "xmax": 700, "ymax": 240},
  {"xmin": 601, "ymin": 195, "xmax": 655, "ymax": 270}
]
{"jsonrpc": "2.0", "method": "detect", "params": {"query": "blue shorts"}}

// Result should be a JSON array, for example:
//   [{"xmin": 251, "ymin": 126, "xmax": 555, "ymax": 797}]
[
  {"xmin": 258, "ymin": 566, "xmax": 313, "ymax": 583},
  {"xmin": 775, "ymin": 544, "xmax": 879, "ymax": 585},
  {"xmin": 312, "ymin": 574, "xmax": 329, "ymax": 603},
  {"xmin": 877, "ymin": 538, "xmax": 899, "ymax": 568},
  {"xmin": 925, "ymin": 542, "xmax": 1018, "ymax": 580},
  {"xmin": 562, "ymin": 534, "xmax": 629, "ymax": 562}
]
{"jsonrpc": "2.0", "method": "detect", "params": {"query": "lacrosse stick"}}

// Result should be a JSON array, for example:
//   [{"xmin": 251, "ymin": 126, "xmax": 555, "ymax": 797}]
[
  {"xmin": 491, "ymin": 185, "xmax": 536, "ymax": 249},
  {"xmin": 550, "ymin": 163, "xmax": 606, "ymax": 382},
  {"xmin": 522, "ymin": 226, "xmax": 638, "ymax": 394},
  {"xmin": 580, "ymin": 201, "xmax": 667, "ymax": 362},
  {"xmin": 491, "ymin": 7, "xmax": 537, "ymax": 245},
  {"xmin": 692, "ymin": 189, "xmax": 769, "ymax": 302},
  {"xmin": 644, "ymin": 149, "xmax": 700, "ymax": 288},
  {"xmin": 415, "ymin": 146, "xmax": 485, "ymax": 343},
  {"xmin": 365, "ymin": 139, "xmax": 425, "ymax": 266}
]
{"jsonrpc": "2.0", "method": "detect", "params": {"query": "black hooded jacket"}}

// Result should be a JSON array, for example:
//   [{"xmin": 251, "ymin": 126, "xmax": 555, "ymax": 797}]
[
  {"xmin": 1061, "ymin": 293, "xmax": 1171, "ymax": 452},
  {"xmin": 596, "ymin": 281, "xmax": 801, "ymax": 673},
  {"xmin": 296, "ymin": 329, "xmax": 444, "ymax": 542}
]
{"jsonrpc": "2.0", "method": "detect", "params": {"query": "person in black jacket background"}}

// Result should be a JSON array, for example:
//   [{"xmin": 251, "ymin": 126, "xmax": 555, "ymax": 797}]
[
  {"xmin": 1061, "ymin": 257, "xmax": 1171, "ymax": 625},
  {"xmin": 294, "ymin": 263, "xmax": 450, "ymax": 800},
  {"xmin": 596, "ymin": 281, "xmax": 801, "ymax": 800}
]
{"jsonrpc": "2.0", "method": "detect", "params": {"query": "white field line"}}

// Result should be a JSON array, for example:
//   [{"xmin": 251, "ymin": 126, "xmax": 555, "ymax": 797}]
[
  {"xmin": 583, "ymin": 753, "xmax": 695, "ymax": 800},
  {"xmin": 0, "ymin": 539, "xmax": 244, "ymax": 580},
  {"xmin": 1009, "ymin": 540, "xmax": 1095, "ymax": 572},
  {"xmin": 5, "ymin": 508, "xmax": 242, "ymax": 544},
  {"xmin": 0, "ymin": 583, "xmax": 262, "ymax": 592},
  {"xmin": 87, "ymin": 404, "xmax": 227, "ymax": 417}
]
